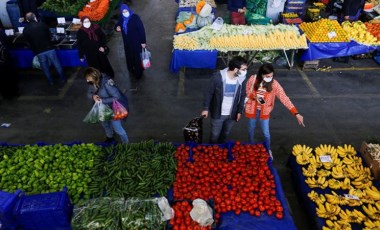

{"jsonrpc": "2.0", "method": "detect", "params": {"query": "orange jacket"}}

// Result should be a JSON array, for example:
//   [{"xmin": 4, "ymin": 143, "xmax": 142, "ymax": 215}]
[{"xmin": 244, "ymin": 76, "xmax": 298, "ymax": 120}]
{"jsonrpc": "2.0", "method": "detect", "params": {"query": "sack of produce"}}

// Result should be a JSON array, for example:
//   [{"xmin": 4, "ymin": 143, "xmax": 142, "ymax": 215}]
[
  {"xmin": 183, "ymin": 116, "xmax": 204, "ymax": 143},
  {"xmin": 112, "ymin": 99, "xmax": 128, "ymax": 120},
  {"xmin": 140, "ymin": 48, "xmax": 151, "ymax": 69},
  {"xmin": 190, "ymin": 199, "xmax": 214, "ymax": 227},
  {"xmin": 83, "ymin": 101, "xmax": 114, "ymax": 123}
]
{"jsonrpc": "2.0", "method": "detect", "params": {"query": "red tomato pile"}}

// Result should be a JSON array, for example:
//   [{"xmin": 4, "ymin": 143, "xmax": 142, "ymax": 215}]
[
  {"xmin": 173, "ymin": 141, "xmax": 284, "ymax": 227},
  {"xmin": 169, "ymin": 201, "xmax": 213, "ymax": 230}
]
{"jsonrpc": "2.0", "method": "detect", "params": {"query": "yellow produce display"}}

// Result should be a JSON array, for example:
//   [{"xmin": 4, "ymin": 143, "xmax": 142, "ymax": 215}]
[
  {"xmin": 292, "ymin": 143, "xmax": 380, "ymax": 230},
  {"xmin": 173, "ymin": 24, "xmax": 308, "ymax": 51},
  {"xmin": 299, "ymin": 19, "xmax": 350, "ymax": 42},
  {"xmin": 341, "ymin": 21, "xmax": 380, "ymax": 46}
]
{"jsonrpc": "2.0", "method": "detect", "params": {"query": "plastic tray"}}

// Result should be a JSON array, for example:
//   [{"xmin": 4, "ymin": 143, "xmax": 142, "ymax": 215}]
[
  {"xmin": 0, "ymin": 190, "xmax": 22, "ymax": 230},
  {"xmin": 14, "ymin": 187, "xmax": 73, "ymax": 230}
]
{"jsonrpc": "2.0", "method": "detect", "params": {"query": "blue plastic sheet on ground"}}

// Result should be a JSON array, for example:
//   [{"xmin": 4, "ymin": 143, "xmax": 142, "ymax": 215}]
[
  {"xmin": 170, "ymin": 49, "xmax": 218, "ymax": 72},
  {"xmin": 9, "ymin": 49, "xmax": 88, "ymax": 68},
  {"xmin": 218, "ymin": 166, "xmax": 297, "ymax": 230},
  {"xmin": 301, "ymin": 40, "xmax": 380, "ymax": 61}
]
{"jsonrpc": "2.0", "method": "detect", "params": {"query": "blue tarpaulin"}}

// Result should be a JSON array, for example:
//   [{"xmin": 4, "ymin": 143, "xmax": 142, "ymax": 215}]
[
  {"xmin": 170, "ymin": 49, "xmax": 218, "ymax": 72},
  {"xmin": 301, "ymin": 41, "xmax": 380, "ymax": 61}
]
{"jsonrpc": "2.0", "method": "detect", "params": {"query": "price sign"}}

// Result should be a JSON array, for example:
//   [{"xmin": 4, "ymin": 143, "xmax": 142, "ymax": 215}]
[
  {"xmin": 344, "ymin": 194, "xmax": 359, "ymax": 200},
  {"xmin": 72, "ymin": 18, "xmax": 81, "ymax": 24},
  {"xmin": 328, "ymin": 31, "xmax": 337, "ymax": 39},
  {"xmin": 319, "ymin": 155, "xmax": 332, "ymax": 163},
  {"xmin": 56, "ymin": 27, "xmax": 65, "ymax": 34},
  {"xmin": 18, "ymin": 27, "xmax": 24, "ymax": 33},
  {"xmin": 57, "ymin": 17, "xmax": 66, "ymax": 24},
  {"xmin": 5, "ymin": 29, "xmax": 14, "ymax": 36}
]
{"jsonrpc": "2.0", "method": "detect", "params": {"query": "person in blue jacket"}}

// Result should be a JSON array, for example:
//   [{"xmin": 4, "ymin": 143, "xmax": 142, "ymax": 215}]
[
  {"xmin": 115, "ymin": 4, "xmax": 147, "ymax": 79},
  {"xmin": 201, "ymin": 56, "xmax": 248, "ymax": 144},
  {"xmin": 228, "ymin": 0, "xmax": 247, "ymax": 25},
  {"xmin": 85, "ymin": 67, "xmax": 129, "ymax": 143}
]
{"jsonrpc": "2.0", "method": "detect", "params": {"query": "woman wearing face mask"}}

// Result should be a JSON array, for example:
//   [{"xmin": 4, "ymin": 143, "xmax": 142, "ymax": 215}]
[
  {"xmin": 85, "ymin": 67, "xmax": 129, "ymax": 143},
  {"xmin": 115, "ymin": 4, "xmax": 146, "ymax": 79},
  {"xmin": 77, "ymin": 17, "xmax": 114, "ymax": 78},
  {"xmin": 245, "ymin": 63, "xmax": 305, "ymax": 158}
]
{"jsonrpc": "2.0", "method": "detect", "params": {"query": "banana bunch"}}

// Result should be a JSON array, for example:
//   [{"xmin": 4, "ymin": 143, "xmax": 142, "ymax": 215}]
[
  {"xmin": 351, "ymin": 164, "xmax": 373, "ymax": 179},
  {"xmin": 365, "ymin": 186, "xmax": 380, "ymax": 201},
  {"xmin": 281, "ymin": 12, "xmax": 299, "ymax": 19},
  {"xmin": 344, "ymin": 164, "xmax": 368, "ymax": 179},
  {"xmin": 339, "ymin": 209, "xmax": 366, "ymax": 224},
  {"xmin": 305, "ymin": 176, "xmax": 328, "ymax": 189},
  {"xmin": 310, "ymin": 155, "xmax": 323, "ymax": 169},
  {"xmin": 315, "ymin": 144, "xmax": 337, "ymax": 156},
  {"xmin": 323, "ymin": 156, "xmax": 341, "ymax": 170},
  {"xmin": 292, "ymin": 144, "xmax": 313, "ymax": 156},
  {"xmin": 322, "ymin": 220, "xmax": 352, "ymax": 230},
  {"xmin": 346, "ymin": 198, "xmax": 362, "ymax": 207},
  {"xmin": 328, "ymin": 179, "xmax": 342, "ymax": 190},
  {"xmin": 363, "ymin": 203, "xmax": 380, "ymax": 220},
  {"xmin": 352, "ymin": 175, "xmax": 373, "ymax": 189},
  {"xmin": 173, "ymin": 35, "xmax": 199, "ymax": 50},
  {"xmin": 317, "ymin": 169, "xmax": 331, "ymax": 177},
  {"xmin": 308, "ymin": 190, "xmax": 326, "ymax": 204},
  {"xmin": 342, "ymin": 155, "xmax": 363, "ymax": 167},
  {"xmin": 342, "ymin": 21, "xmax": 380, "ymax": 46},
  {"xmin": 302, "ymin": 164, "xmax": 317, "ymax": 177},
  {"xmin": 337, "ymin": 144, "xmax": 356, "ymax": 158},
  {"xmin": 296, "ymin": 153, "xmax": 311, "ymax": 165},
  {"xmin": 331, "ymin": 165, "xmax": 346, "ymax": 179},
  {"xmin": 325, "ymin": 191, "xmax": 348, "ymax": 205},
  {"xmin": 316, "ymin": 202, "xmax": 341, "ymax": 219},
  {"xmin": 348, "ymin": 188, "xmax": 366, "ymax": 199},
  {"xmin": 364, "ymin": 219, "xmax": 380, "ymax": 229},
  {"xmin": 341, "ymin": 177, "xmax": 352, "ymax": 190}
]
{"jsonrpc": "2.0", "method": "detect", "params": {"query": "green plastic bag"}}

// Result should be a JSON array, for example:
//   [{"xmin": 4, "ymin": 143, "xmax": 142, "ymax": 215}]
[{"xmin": 83, "ymin": 101, "xmax": 114, "ymax": 123}]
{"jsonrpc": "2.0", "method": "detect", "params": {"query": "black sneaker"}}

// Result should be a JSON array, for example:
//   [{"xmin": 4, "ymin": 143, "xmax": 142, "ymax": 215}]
[{"xmin": 104, "ymin": 137, "xmax": 115, "ymax": 143}]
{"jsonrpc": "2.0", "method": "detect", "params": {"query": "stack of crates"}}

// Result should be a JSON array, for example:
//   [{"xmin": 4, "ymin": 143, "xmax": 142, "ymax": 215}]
[
  {"xmin": 13, "ymin": 187, "xmax": 73, "ymax": 230},
  {"xmin": 0, "ymin": 190, "xmax": 22, "ymax": 230},
  {"xmin": 284, "ymin": 0, "xmax": 306, "ymax": 16}
]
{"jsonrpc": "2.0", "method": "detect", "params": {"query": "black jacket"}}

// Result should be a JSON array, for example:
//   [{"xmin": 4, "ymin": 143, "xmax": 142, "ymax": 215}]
[
  {"xmin": 203, "ymin": 69, "xmax": 247, "ymax": 120},
  {"xmin": 23, "ymin": 21, "xmax": 53, "ymax": 55}
]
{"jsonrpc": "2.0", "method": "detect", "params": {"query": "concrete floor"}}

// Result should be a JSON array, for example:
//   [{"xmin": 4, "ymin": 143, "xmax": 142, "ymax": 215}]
[{"xmin": 1, "ymin": 0, "xmax": 380, "ymax": 229}]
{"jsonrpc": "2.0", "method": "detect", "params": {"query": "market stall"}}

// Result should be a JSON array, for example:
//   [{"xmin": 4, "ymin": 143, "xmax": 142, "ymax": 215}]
[
  {"xmin": 288, "ymin": 143, "xmax": 380, "ymax": 229},
  {"xmin": 170, "ymin": 23, "xmax": 308, "ymax": 72}
]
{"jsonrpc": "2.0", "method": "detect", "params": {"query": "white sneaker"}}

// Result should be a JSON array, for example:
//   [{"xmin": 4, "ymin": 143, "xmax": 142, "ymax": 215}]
[{"xmin": 269, "ymin": 150, "xmax": 273, "ymax": 160}]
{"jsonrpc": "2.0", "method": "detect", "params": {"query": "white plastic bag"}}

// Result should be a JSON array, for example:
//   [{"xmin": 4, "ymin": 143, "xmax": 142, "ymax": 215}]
[
  {"xmin": 190, "ymin": 199, "xmax": 214, "ymax": 227},
  {"xmin": 32, "ymin": 56, "xmax": 41, "ymax": 69},
  {"xmin": 156, "ymin": 197, "xmax": 174, "ymax": 221},
  {"xmin": 140, "ymin": 48, "xmax": 151, "ymax": 69}
]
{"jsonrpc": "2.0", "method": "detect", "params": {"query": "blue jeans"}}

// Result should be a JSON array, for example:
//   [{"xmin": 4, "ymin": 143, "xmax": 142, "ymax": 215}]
[
  {"xmin": 210, "ymin": 115, "xmax": 235, "ymax": 144},
  {"xmin": 37, "ymin": 49, "xmax": 65, "ymax": 84},
  {"xmin": 248, "ymin": 110, "xmax": 270, "ymax": 148},
  {"xmin": 101, "ymin": 120, "xmax": 129, "ymax": 143}
]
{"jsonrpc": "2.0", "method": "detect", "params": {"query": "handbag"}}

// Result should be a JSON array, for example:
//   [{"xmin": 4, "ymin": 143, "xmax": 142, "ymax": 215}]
[{"xmin": 140, "ymin": 48, "xmax": 151, "ymax": 69}]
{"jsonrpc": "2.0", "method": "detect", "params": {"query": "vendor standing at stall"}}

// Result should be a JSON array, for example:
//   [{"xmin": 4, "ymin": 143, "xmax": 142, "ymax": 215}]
[
  {"xmin": 115, "ymin": 4, "xmax": 146, "ymax": 79},
  {"xmin": 342, "ymin": 0, "xmax": 365, "ymax": 21},
  {"xmin": 77, "ymin": 17, "xmax": 114, "ymax": 78},
  {"xmin": 228, "ymin": 0, "xmax": 247, "ymax": 25},
  {"xmin": 23, "ymin": 12, "xmax": 66, "ymax": 86}
]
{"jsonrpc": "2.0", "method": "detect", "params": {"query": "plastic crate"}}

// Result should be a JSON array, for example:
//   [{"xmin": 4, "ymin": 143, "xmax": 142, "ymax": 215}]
[
  {"xmin": 14, "ymin": 187, "xmax": 73, "ymax": 230},
  {"xmin": 0, "ymin": 190, "xmax": 22, "ymax": 230}
]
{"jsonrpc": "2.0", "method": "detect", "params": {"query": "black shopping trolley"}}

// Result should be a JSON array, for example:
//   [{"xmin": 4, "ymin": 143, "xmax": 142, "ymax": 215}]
[{"xmin": 183, "ymin": 116, "xmax": 204, "ymax": 143}]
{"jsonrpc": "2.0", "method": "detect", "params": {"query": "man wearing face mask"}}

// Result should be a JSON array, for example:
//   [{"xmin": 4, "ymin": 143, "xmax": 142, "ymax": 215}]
[
  {"xmin": 201, "ymin": 56, "xmax": 248, "ymax": 144},
  {"xmin": 244, "ymin": 63, "xmax": 305, "ymax": 159},
  {"xmin": 23, "ymin": 12, "xmax": 66, "ymax": 86}
]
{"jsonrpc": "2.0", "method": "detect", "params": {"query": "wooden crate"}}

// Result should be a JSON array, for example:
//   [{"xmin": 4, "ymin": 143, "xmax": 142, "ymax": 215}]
[{"xmin": 360, "ymin": 141, "xmax": 380, "ymax": 180}]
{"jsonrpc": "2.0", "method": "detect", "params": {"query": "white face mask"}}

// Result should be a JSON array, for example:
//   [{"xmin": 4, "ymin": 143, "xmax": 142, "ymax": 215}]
[
  {"xmin": 263, "ymin": 77, "xmax": 273, "ymax": 82},
  {"xmin": 238, "ymin": 70, "xmax": 247, "ymax": 78},
  {"xmin": 83, "ymin": 22, "xmax": 91, "ymax": 28},
  {"xmin": 123, "ymin": 12, "xmax": 130, "ymax": 17}
]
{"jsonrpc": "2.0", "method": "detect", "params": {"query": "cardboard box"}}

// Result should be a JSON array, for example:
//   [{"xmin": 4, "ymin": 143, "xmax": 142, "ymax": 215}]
[{"xmin": 360, "ymin": 141, "xmax": 380, "ymax": 179}]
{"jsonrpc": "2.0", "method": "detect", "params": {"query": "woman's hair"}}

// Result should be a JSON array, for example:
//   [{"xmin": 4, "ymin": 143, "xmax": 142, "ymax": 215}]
[
  {"xmin": 228, "ymin": 56, "xmax": 247, "ymax": 71},
  {"xmin": 254, "ymin": 63, "xmax": 274, "ymax": 92},
  {"xmin": 84, "ymin": 67, "xmax": 101, "ymax": 88}
]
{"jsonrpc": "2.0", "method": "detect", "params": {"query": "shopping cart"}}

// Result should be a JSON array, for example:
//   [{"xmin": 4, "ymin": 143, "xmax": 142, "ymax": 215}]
[{"xmin": 183, "ymin": 116, "xmax": 205, "ymax": 143}]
